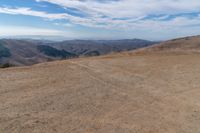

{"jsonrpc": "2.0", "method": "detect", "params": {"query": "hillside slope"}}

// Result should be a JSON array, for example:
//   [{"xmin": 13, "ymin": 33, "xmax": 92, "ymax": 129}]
[
  {"xmin": 49, "ymin": 39, "xmax": 155, "ymax": 55},
  {"xmin": 0, "ymin": 36, "xmax": 200, "ymax": 133},
  {"xmin": 0, "ymin": 39, "xmax": 77, "ymax": 66},
  {"xmin": 136, "ymin": 35, "xmax": 200, "ymax": 54},
  {"xmin": 0, "ymin": 39, "xmax": 155, "ymax": 66}
]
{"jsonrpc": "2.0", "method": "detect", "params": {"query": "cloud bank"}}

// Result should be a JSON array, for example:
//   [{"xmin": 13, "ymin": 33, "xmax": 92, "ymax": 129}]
[{"xmin": 0, "ymin": 0, "xmax": 200, "ymax": 39}]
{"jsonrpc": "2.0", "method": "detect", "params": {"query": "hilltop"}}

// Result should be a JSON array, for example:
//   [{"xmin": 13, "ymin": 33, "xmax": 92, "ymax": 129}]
[
  {"xmin": 0, "ymin": 36, "xmax": 200, "ymax": 133},
  {"xmin": 135, "ymin": 35, "xmax": 200, "ymax": 54}
]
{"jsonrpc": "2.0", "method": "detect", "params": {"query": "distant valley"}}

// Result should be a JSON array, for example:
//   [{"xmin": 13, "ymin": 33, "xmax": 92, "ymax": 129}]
[{"xmin": 0, "ymin": 39, "xmax": 156, "ymax": 66}]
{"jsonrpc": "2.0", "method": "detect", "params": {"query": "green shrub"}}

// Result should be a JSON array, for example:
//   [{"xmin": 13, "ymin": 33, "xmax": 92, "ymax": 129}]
[{"xmin": 0, "ymin": 63, "xmax": 14, "ymax": 68}]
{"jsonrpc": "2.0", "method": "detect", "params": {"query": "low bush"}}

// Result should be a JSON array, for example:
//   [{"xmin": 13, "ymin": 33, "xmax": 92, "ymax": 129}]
[{"xmin": 0, "ymin": 63, "xmax": 14, "ymax": 68}]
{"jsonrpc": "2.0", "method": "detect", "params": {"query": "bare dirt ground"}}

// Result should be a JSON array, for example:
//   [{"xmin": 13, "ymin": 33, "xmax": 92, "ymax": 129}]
[{"xmin": 1, "ymin": 52, "xmax": 200, "ymax": 133}]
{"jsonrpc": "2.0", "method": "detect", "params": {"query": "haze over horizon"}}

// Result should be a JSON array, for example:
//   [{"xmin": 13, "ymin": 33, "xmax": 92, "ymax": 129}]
[{"xmin": 1, "ymin": 0, "xmax": 200, "ymax": 40}]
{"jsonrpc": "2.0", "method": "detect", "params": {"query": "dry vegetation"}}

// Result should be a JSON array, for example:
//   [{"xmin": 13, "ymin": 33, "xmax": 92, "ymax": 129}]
[{"xmin": 1, "ymin": 36, "xmax": 200, "ymax": 133}]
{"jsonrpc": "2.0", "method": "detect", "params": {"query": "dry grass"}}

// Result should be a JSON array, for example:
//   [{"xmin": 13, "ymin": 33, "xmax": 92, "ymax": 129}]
[{"xmin": 1, "ymin": 49, "xmax": 200, "ymax": 133}]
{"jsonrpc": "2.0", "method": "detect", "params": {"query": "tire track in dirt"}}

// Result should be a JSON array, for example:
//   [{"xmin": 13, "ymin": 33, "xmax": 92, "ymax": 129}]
[{"xmin": 69, "ymin": 61, "xmax": 128, "ymax": 97}]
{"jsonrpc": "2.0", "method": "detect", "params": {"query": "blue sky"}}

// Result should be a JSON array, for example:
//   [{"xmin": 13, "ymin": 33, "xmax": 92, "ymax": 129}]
[{"xmin": 0, "ymin": 0, "xmax": 200, "ymax": 40}]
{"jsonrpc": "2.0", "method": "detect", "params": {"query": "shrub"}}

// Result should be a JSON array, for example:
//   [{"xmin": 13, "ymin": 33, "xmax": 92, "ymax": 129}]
[{"xmin": 0, "ymin": 63, "xmax": 14, "ymax": 68}]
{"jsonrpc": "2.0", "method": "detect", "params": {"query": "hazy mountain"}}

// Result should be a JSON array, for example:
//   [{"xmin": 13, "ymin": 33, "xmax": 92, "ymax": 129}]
[
  {"xmin": 0, "ymin": 43, "xmax": 11, "ymax": 59},
  {"xmin": 37, "ymin": 45, "xmax": 77, "ymax": 58},
  {"xmin": 48, "ymin": 39, "xmax": 156, "ymax": 56},
  {"xmin": 0, "ymin": 38, "xmax": 156, "ymax": 66}
]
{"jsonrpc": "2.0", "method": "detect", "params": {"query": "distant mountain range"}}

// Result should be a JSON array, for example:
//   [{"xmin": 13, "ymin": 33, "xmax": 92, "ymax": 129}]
[{"xmin": 0, "ymin": 39, "xmax": 157, "ymax": 66}]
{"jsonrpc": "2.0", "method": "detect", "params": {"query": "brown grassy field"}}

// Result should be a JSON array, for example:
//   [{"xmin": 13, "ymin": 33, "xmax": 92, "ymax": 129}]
[{"xmin": 1, "ymin": 37, "xmax": 200, "ymax": 132}]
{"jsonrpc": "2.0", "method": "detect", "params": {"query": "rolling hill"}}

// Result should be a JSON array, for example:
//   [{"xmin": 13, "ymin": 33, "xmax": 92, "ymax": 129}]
[
  {"xmin": 0, "ymin": 43, "xmax": 11, "ymax": 59},
  {"xmin": 135, "ymin": 35, "xmax": 200, "ymax": 54},
  {"xmin": 0, "ymin": 36, "xmax": 200, "ymax": 132},
  {"xmin": 0, "ymin": 39, "xmax": 156, "ymax": 66},
  {"xmin": 49, "ymin": 39, "xmax": 155, "ymax": 55}
]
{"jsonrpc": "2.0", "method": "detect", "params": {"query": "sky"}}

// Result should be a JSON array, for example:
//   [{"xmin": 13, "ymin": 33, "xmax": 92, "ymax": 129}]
[{"xmin": 0, "ymin": 0, "xmax": 200, "ymax": 40}]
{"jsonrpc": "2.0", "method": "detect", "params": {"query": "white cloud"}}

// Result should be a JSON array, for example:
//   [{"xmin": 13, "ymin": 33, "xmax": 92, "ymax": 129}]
[
  {"xmin": 1, "ymin": 0, "xmax": 200, "ymax": 39},
  {"xmin": 34, "ymin": 0, "xmax": 200, "ymax": 30},
  {"xmin": 0, "ymin": 26, "xmax": 64, "ymax": 36},
  {"xmin": 0, "ymin": 6, "xmax": 100, "ymax": 28},
  {"xmin": 1, "ymin": 0, "xmax": 200, "ymax": 30},
  {"xmin": 36, "ymin": 0, "xmax": 200, "ymax": 18},
  {"xmin": 0, "ymin": 7, "xmax": 69, "ymax": 19}
]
